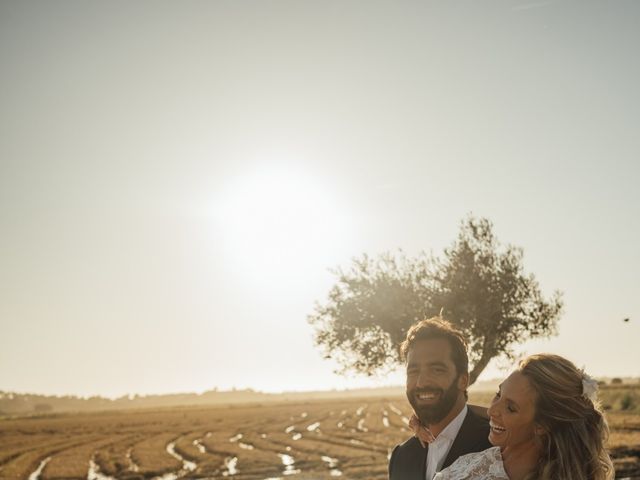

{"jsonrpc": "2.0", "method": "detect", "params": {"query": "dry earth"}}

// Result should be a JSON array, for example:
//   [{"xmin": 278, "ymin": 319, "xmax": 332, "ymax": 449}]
[{"xmin": 0, "ymin": 394, "xmax": 638, "ymax": 479}]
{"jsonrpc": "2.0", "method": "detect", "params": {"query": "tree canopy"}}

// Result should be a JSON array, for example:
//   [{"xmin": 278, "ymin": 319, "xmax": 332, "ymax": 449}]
[{"xmin": 308, "ymin": 216, "xmax": 563, "ymax": 384}]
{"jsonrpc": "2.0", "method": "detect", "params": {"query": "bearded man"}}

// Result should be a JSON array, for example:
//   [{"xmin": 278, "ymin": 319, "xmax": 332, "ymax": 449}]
[{"xmin": 388, "ymin": 317, "xmax": 491, "ymax": 480}]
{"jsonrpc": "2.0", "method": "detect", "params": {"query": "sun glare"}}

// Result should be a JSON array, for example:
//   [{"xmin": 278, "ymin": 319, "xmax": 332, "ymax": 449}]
[{"xmin": 214, "ymin": 166, "xmax": 351, "ymax": 289}]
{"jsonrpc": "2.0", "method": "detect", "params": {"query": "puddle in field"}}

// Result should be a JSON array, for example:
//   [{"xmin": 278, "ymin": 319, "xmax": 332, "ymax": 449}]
[
  {"xmin": 88, "ymin": 458, "xmax": 117, "ymax": 480},
  {"xmin": 222, "ymin": 456, "xmax": 238, "ymax": 476},
  {"xmin": 206, "ymin": 432, "xmax": 212, "ymax": 438},
  {"xmin": 28, "ymin": 456, "xmax": 51, "ymax": 480},
  {"xmin": 321, "ymin": 455, "xmax": 342, "ymax": 476},
  {"xmin": 306, "ymin": 422, "xmax": 321, "ymax": 432},
  {"xmin": 336, "ymin": 421, "xmax": 344, "ymax": 428},
  {"xmin": 166, "ymin": 442, "xmax": 197, "ymax": 473},
  {"xmin": 277, "ymin": 453, "xmax": 301, "ymax": 476},
  {"xmin": 261, "ymin": 433, "xmax": 268, "ymax": 439},
  {"xmin": 300, "ymin": 412, "xmax": 308, "ymax": 418},
  {"xmin": 382, "ymin": 409, "xmax": 390, "ymax": 427},
  {"xmin": 291, "ymin": 433, "xmax": 302, "ymax": 440},
  {"xmin": 153, "ymin": 474, "xmax": 178, "ymax": 480},
  {"xmin": 356, "ymin": 405, "xmax": 366, "ymax": 416},
  {"xmin": 349, "ymin": 438, "xmax": 365, "ymax": 446},
  {"xmin": 357, "ymin": 418, "xmax": 368, "ymax": 432},
  {"xmin": 239, "ymin": 442, "xmax": 254, "ymax": 450},
  {"xmin": 229, "ymin": 433, "xmax": 243, "ymax": 442},
  {"xmin": 388, "ymin": 403, "xmax": 403, "ymax": 415},
  {"xmin": 193, "ymin": 439, "xmax": 207, "ymax": 454},
  {"xmin": 126, "ymin": 448, "xmax": 140, "ymax": 472},
  {"xmin": 285, "ymin": 425, "xmax": 296, "ymax": 433},
  {"xmin": 401, "ymin": 416, "xmax": 410, "ymax": 425}
]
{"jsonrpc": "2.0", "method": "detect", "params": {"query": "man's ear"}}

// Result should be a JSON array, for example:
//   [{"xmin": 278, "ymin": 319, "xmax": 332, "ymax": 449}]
[{"xmin": 457, "ymin": 372, "xmax": 469, "ymax": 391}]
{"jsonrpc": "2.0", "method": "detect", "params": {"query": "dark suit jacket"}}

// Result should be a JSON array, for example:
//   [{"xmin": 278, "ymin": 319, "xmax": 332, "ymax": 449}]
[{"xmin": 388, "ymin": 408, "xmax": 492, "ymax": 480}]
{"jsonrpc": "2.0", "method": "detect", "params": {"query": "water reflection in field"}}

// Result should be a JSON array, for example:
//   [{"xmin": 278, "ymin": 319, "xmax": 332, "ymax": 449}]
[
  {"xmin": 166, "ymin": 441, "xmax": 197, "ymax": 473},
  {"xmin": 193, "ymin": 439, "xmax": 207, "ymax": 453},
  {"xmin": 5, "ymin": 397, "xmax": 423, "ymax": 480},
  {"xmin": 222, "ymin": 456, "xmax": 238, "ymax": 476},
  {"xmin": 27, "ymin": 457, "xmax": 50, "ymax": 480},
  {"xmin": 277, "ymin": 453, "xmax": 301, "ymax": 476},
  {"xmin": 321, "ymin": 455, "xmax": 342, "ymax": 476},
  {"xmin": 126, "ymin": 448, "xmax": 140, "ymax": 472},
  {"xmin": 88, "ymin": 459, "xmax": 116, "ymax": 480}
]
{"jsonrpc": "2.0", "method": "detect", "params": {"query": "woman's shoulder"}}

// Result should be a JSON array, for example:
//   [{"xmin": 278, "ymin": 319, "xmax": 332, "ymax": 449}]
[
  {"xmin": 453, "ymin": 446, "xmax": 503, "ymax": 468},
  {"xmin": 434, "ymin": 447, "xmax": 508, "ymax": 479}
]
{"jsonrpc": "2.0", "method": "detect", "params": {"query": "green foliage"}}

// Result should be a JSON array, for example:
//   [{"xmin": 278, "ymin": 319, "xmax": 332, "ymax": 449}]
[
  {"xmin": 620, "ymin": 393, "xmax": 636, "ymax": 411},
  {"xmin": 308, "ymin": 215, "xmax": 564, "ymax": 384},
  {"xmin": 598, "ymin": 384, "xmax": 640, "ymax": 413}
]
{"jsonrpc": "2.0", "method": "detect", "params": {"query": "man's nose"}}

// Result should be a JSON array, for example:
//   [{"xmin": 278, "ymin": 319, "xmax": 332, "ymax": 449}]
[{"xmin": 416, "ymin": 371, "xmax": 433, "ymax": 387}]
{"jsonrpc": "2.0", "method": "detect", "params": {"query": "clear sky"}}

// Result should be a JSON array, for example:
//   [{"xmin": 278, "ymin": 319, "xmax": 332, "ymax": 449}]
[{"xmin": 1, "ymin": 0, "xmax": 639, "ymax": 398}]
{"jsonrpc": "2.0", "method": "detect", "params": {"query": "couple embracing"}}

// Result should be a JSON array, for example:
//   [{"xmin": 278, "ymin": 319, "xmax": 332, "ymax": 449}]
[{"xmin": 388, "ymin": 317, "xmax": 614, "ymax": 480}]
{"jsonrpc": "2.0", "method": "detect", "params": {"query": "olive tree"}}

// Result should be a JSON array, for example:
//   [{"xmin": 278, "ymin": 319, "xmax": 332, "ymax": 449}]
[{"xmin": 308, "ymin": 216, "xmax": 563, "ymax": 385}]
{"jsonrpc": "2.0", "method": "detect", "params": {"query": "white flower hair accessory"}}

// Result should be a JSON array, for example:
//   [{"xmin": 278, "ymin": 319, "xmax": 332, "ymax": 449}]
[{"xmin": 581, "ymin": 371, "xmax": 599, "ymax": 402}]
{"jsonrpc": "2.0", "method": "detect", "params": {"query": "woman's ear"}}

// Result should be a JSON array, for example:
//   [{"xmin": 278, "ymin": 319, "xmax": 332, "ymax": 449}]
[{"xmin": 534, "ymin": 423, "xmax": 548, "ymax": 436}]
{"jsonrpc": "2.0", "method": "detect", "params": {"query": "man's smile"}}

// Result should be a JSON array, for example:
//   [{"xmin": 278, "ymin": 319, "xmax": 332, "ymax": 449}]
[{"xmin": 414, "ymin": 389, "xmax": 443, "ymax": 404}]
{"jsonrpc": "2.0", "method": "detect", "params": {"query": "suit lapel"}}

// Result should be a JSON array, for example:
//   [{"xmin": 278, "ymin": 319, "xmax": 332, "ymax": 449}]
[
  {"xmin": 411, "ymin": 437, "xmax": 428, "ymax": 480},
  {"xmin": 441, "ymin": 409, "xmax": 479, "ymax": 470},
  {"xmin": 422, "ymin": 443, "xmax": 428, "ymax": 480}
]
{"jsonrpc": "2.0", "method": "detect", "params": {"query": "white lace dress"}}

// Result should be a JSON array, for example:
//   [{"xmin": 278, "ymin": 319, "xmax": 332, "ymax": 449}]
[{"xmin": 433, "ymin": 446, "xmax": 509, "ymax": 479}]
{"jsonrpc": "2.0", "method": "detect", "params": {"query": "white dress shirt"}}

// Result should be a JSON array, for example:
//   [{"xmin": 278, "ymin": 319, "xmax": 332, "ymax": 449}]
[{"xmin": 425, "ymin": 404, "xmax": 468, "ymax": 480}]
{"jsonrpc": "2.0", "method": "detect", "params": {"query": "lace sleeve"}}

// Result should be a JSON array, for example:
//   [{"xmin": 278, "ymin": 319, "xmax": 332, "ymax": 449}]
[{"xmin": 433, "ymin": 447, "xmax": 508, "ymax": 480}]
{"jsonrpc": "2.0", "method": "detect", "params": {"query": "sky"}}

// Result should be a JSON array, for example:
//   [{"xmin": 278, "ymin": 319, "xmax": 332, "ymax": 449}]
[{"xmin": 1, "ymin": 0, "xmax": 639, "ymax": 398}]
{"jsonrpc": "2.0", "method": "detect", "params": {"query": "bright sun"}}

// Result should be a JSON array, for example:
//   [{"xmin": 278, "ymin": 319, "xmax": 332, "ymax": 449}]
[{"xmin": 214, "ymin": 166, "xmax": 351, "ymax": 288}]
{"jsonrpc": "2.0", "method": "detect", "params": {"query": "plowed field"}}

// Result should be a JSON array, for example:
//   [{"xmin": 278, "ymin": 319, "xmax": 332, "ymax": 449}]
[{"xmin": 1, "ymin": 396, "xmax": 637, "ymax": 479}]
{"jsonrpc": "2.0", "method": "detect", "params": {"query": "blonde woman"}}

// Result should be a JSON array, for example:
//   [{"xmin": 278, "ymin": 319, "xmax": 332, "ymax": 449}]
[{"xmin": 434, "ymin": 354, "xmax": 614, "ymax": 480}]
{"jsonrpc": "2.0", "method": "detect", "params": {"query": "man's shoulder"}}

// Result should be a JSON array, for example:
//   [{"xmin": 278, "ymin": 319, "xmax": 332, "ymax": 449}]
[
  {"xmin": 389, "ymin": 436, "xmax": 425, "ymax": 480},
  {"xmin": 394, "ymin": 435, "xmax": 423, "ymax": 452},
  {"xmin": 467, "ymin": 405, "xmax": 489, "ymax": 422},
  {"xmin": 453, "ymin": 407, "xmax": 492, "ymax": 451},
  {"xmin": 463, "ymin": 406, "xmax": 491, "ymax": 433},
  {"xmin": 440, "ymin": 407, "xmax": 492, "ymax": 471}
]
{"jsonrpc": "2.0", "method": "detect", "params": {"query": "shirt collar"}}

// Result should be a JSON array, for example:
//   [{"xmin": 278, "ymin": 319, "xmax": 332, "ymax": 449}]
[{"xmin": 436, "ymin": 404, "xmax": 468, "ymax": 441}]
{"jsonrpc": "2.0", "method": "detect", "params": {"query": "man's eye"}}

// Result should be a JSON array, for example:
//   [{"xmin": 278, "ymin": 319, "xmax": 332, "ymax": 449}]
[{"xmin": 507, "ymin": 405, "xmax": 517, "ymax": 413}]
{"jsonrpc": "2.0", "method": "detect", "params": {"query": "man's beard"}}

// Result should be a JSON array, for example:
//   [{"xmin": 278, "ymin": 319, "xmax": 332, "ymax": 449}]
[{"xmin": 408, "ymin": 377, "xmax": 460, "ymax": 425}]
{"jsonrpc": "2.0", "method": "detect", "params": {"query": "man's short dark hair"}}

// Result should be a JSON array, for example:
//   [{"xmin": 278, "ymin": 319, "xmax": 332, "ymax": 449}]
[{"xmin": 400, "ymin": 316, "xmax": 469, "ymax": 376}]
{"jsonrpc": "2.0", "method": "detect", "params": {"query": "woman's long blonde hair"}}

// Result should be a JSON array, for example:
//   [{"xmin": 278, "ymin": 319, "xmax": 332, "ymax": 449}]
[{"xmin": 518, "ymin": 354, "xmax": 614, "ymax": 480}]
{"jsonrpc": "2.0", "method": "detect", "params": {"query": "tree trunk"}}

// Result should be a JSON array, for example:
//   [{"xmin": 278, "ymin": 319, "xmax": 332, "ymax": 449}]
[{"xmin": 469, "ymin": 347, "xmax": 494, "ymax": 385}]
